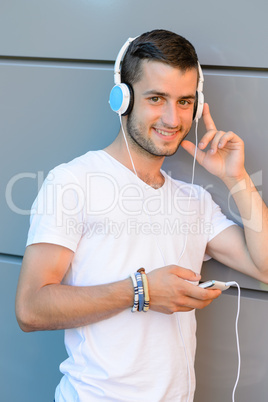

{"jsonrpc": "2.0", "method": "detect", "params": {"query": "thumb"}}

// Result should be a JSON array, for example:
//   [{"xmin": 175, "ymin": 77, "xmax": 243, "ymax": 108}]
[
  {"xmin": 180, "ymin": 139, "xmax": 196, "ymax": 158},
  {"xmin": 181, "ymin": 140, "xmax": 205, "ymax": 167}
]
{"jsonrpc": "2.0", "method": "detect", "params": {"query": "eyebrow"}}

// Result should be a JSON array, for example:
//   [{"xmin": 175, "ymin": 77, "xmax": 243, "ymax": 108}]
[{"xmin": 142, "ymin": 90, "xmax": 196, "ymax": 100}]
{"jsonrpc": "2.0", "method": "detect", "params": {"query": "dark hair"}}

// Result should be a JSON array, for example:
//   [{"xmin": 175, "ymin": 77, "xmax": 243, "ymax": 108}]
[{"xmin": 121, "ymin": 29, "xmax": 199, "ymax": 86}]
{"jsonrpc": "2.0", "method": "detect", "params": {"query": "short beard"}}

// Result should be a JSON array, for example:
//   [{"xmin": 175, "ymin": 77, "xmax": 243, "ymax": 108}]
[{"xmin": 126, "ymin": 111, "xmax": 188, "ymax": 157}]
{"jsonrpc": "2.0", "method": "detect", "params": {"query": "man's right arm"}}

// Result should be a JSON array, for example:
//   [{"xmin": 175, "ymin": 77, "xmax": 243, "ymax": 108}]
[
  {"xmin": 15, "ymin": 243, "xmax": 135, "ymax": 331},
  {"xmin": 15, "ymin": 243, "xmax": 221, "ymax": 332}
]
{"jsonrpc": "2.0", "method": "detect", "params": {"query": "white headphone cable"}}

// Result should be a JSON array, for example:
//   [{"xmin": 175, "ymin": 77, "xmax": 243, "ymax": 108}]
[
  {"xmin": 118, "ymin": 115, "xmax": 241, "ymax": 402},
  {"xmin": 113, "ymin": 39, "xmax": 240, "ymax": 401},
  {"xmin": 177, "ymin": 118, "xmax": 199, "ymax": 262},
  {"xmin": 119, "ymin": 114, "xmax": 138, "ymax": 176},
  {"xmin": 119, "ymin": 112, "xmax": 199, "ymax": 402},
  {"xmin": 225, "ymin": 281, "xmax": 241, "ymax": 402},
  {"xmin": 175, "ymin": 119, "xmax": 199, "ymax": 402}
]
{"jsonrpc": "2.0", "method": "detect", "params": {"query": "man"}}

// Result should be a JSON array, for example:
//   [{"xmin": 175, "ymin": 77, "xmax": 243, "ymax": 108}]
[{"xmin": 16, "ymin": 30, "xmax": 268, "ymax": 401}]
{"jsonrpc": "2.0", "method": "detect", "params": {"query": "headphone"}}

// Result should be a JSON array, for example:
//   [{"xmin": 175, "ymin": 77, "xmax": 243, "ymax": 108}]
[{"xmin": 109, "ymin": 36, "xmax": 204, "ymax": 121}]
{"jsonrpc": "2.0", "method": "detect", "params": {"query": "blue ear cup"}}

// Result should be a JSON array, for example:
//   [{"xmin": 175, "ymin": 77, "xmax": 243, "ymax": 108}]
[
  {"xmin": 109, "ymin": 84, "xmax": 129, "ymax": 114},
  {"xmin": 109, "ymin": 83, "xmax": 134, "ymax": 116},
  {"xmin": 109, "ymin": 37, "xmax": 137, "ymax": 116}
]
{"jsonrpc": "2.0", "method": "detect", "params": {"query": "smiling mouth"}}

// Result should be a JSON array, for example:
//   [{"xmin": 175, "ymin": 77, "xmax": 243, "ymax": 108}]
[{"xmin": 154, "ymin": 128, "xmax": 178, "ymax": 137}]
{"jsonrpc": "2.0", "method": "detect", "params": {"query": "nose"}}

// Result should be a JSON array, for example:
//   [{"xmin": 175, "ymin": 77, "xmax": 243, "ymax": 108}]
[{"xmin": 162, "ymin": 102, "xmax": 181, "ymax": 128}]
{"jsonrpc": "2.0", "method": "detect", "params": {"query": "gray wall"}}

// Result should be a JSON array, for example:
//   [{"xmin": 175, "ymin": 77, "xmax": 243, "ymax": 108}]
[{"xmin": 1, "ymin": 1, "xmax": 267, "ymax": 401}]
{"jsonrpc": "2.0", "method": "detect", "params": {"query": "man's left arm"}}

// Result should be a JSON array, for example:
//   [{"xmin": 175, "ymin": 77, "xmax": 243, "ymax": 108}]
[{"xmin": 181, "ymin": 103, "xmax": 268, "ymax": 283}]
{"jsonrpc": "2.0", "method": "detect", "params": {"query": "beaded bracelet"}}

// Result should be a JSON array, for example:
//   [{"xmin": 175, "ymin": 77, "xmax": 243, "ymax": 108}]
[
  {"xmin": 135, "ymin": 272, "xmax": 145, "ymax": 312},
  {"xmin": 130, "ymin": 273, "xmax": 139, "ymax": 312}
]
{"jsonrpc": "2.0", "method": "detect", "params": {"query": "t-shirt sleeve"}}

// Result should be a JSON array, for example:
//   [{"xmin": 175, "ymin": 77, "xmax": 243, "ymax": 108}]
[
  {"xmin": 203, "ymin": 193, "xmax": 237, "ymax": 261},
  {"xmin": 26, "ymin": 166, "xmax": 84, "ymax": 252}
]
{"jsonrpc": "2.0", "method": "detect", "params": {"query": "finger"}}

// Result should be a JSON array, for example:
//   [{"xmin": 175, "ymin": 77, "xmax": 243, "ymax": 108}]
[
  {"xmin": 209, "ymin": 130, "xmax": 240, "ymax": 154},
  {"xmin": 198, "ymin": 129, "xmax": 217, "ymax": 150},
  {"xmin": 217, "ymin": 131, "xmax": 238, "ymax": 149},
  {"xmin": 208, "ymin": 130, "xmax": 226, "ymax": 154},
  {"xmin": 170, "ymin": 265, "xmax": 201, "ymax": 282},
  {"xmin": 197, "ymin": 288, "xmax": 222, "ymax": 301},
  {"xmin": 177, "ymin": 289, "xmax": 221, "ymax": 310},
  {"xmin": 202, "ymin": 103, "xmax": 217, "ymax": 131}
]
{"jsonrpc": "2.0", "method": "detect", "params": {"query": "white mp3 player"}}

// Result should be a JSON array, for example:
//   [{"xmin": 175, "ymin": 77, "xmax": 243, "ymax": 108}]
[{"xmin": 199, "ymin": 280, "xmax": 230, "ymax": 291}]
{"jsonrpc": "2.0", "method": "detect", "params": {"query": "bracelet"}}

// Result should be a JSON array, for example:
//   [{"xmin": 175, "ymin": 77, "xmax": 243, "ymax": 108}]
[
  {"xmin": 137, "ymin": 268, "xmax": 150, "ymax": 312},
  {"xmin": 141, "ymin": 272, "xmax": 150, "ymax": 312},
  {"xmin": 130, "ymin": 268, "xmax": 150, "ymax": 312},
  {"xmin": 135, "ymin": 272, "xmax": 145, "ymax": 312},
  {"xmin": 130, "ymin": 273, "xmax": 139, "ymax": 312}
]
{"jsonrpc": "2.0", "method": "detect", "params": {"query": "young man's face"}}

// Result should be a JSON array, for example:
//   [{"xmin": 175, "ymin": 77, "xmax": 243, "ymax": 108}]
[{"xmin": 126, "ymin": 60, "xmax": 198, "ymax": 158}]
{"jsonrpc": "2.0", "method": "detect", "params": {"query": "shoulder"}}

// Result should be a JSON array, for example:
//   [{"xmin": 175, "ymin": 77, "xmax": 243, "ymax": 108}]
[
  {"xmin": 53, "ymin": 149, "xmax": 107, "ymax": 172},
  {"xmin": 47, "ymin": 150, "xmax": 110, "ymax": 185}
]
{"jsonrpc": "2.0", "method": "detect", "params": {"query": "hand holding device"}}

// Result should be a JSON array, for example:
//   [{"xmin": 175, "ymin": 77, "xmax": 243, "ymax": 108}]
[{"xmin": 147, "ymin": 265, "xmax": 223, "ymax": 314}]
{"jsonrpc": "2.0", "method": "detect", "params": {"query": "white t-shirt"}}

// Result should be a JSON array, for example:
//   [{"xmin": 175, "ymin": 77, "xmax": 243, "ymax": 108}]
[{"xmin": 27, "ymin": 150, "xmax": 235, "ymax": 402}]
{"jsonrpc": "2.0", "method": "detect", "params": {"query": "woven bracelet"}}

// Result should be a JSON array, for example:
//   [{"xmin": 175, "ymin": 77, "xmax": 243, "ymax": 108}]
[
  {"xmin": 135, "ymin": 272, "xmax": 145, "ymax": 312},
  {"xmin": 137, "ymin": 268, "xmax": 150, "ymax": 312},
  {"xmin": 130, "ymin": 273, "xmax": 139, "ymax": 312},
  {"xmin": 141, "ymin": 272, "xmax": 150, "ymax": 312}
]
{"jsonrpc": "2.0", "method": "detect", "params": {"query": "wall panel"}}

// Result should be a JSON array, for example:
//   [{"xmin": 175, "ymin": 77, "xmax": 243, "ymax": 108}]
[
  {"xmin": 0, "ymin": 258, "xmax": 67, "ymax": 402},
  {"xmin": 0, "ymin": 62, "xmax": 119, "ymax": 256},
  {"xmin": 0, "ymin": 0, "xmax": 268, "ymax": 67},
  {"xmin": 195, "ymin": 291, "xmax": 268, "ymax": 401}
]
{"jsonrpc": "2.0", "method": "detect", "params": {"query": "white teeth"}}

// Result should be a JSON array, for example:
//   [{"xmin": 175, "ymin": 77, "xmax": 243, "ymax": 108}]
[{"xmin": 155, "ymin": 128, "xmax": 175, "ymax": 136}]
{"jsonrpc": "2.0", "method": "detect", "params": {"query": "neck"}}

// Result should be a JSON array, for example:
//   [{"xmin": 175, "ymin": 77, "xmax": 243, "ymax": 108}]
[{"xmin": 104, "ymin": 129, "xmax": 165, "ymax": 189}]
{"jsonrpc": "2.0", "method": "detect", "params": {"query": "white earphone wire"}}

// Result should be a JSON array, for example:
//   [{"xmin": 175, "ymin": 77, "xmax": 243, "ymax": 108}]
[
  {"xmin": 225, "ymin": 281, "xmax": 241, "ymax": 402},
  {"xmin": 114, "ymin": 39, "xmax": 241, "ymax": 402},
  {"xmin": 119, "ymin": 114, "xmax": 138, "ymax": 176},
  {"xmin": 119, "ymin": 112, "xmax": 199, "ymax": 402}
]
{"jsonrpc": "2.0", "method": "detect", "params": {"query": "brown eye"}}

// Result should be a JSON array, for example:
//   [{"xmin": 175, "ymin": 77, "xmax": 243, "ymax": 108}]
[
  {"xmin": 151, "ymin": 97, "xmax": 160, "ymax": 103},
  {"xmin": 179, "ymin": 100, "xmax": 189, "ymax": 106}
]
